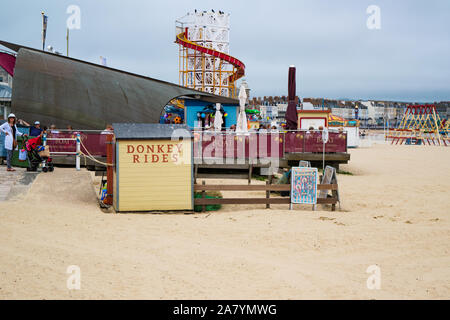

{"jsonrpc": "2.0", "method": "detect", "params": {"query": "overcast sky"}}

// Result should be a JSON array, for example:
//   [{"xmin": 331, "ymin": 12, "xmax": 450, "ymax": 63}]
[{"xmin": 1, "ymin": 0, "xmax": 449, "ymax": 102}]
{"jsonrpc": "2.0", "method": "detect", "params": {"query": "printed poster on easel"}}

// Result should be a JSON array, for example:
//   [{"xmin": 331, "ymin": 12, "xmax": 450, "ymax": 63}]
[
  {"xmin": 318, "ymin": 165, "xmax": 340, "ymax": 208},
  {"xmin": 291, "ymin": 167, "xmax": 318, "ymax": 204},
  {"xmin": 319, "ymin": 165, "xmax": 335, "ymax": 199}
]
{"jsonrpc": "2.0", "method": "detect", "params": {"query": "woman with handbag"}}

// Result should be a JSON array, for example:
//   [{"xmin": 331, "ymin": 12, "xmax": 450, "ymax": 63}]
[{"xmin": 0, "ymin": 113, "xmax": 27, "ymax": 172}]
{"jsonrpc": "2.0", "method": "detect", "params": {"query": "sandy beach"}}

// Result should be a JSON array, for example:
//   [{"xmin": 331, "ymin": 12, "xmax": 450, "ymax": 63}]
[{"xmin": 0, "ymin": 143, "xmax": 449, "ymax": 299}]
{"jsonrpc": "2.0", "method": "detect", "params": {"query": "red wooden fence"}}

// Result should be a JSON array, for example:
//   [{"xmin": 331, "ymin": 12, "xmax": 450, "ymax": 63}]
[{"xmin": 46, "ymin": 130, "xmax": 347, "ymax": 160}]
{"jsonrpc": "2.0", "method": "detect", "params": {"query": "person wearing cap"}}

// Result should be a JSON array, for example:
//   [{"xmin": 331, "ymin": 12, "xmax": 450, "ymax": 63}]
[
  {"xmin": 0, "ymin": 113, "xmax": 27, "ymax": 171},
  {"xmin": 30, "ymin": 121, "xmax": 43, "ymax": 137}
]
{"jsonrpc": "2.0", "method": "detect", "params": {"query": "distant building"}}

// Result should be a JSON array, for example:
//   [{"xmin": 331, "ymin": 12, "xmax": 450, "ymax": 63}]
[
  {"xmin": 244, "ymin": 95, "xmax": 449, "ymax": 128},
  {"xmin": 436, "ymin": 101, "xmax": 450, "ymax": 119},
  {"xmin": 301, "ymin": 98, "xmax": 413, "ymax": 128},
  {"xmin": 250, "ymin": 95, "xmax": 298, "ymax": 123}
]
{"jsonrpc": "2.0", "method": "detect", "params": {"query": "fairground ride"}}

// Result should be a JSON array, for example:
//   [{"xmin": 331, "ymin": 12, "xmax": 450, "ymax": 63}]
[
  {"xmin": 388, "ymin": 104, "xmax": 448, "ymax": 146},
  {"xmin": 175, "ymin": 10, "xmax": 245, "ymax": 99}
]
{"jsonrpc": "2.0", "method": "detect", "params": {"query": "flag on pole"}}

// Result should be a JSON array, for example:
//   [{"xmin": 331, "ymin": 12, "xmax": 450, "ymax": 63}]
[{"xmin": 42, "ymin": 13, "xmax": 48, "ymax": 51}]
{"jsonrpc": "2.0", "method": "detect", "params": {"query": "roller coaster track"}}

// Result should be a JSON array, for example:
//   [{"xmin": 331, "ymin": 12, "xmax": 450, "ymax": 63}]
[{"xmin": 176, "ymin": 31, "xmax": 245, "ymax": 84}]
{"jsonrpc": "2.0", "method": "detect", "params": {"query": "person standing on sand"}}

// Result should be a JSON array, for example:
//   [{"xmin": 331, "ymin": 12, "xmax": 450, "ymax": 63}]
[{"xmin": 0, "ymin": 113, "xmax": 27, "ymax": 172}]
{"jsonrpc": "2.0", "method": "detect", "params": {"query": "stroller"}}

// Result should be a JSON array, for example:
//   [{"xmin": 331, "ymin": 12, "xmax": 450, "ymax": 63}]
[{"xmin": 24, "ymin": 136, "xmax": 54, "ymax": 172}]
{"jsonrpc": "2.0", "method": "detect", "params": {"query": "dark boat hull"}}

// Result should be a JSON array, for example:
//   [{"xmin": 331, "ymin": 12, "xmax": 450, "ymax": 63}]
[{"xmin": 3, "ymin": 41, "xmax": 237, "ymax": 130}]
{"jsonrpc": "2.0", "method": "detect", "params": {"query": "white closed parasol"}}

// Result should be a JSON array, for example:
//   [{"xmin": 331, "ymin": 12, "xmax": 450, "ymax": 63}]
[
  {"xmin": 236, "ymin": 84, "xmax": 248, "ymax": 134},
  {"xmin": 214, "ymin": 103, "xmax": 223, "ymax": 132}
]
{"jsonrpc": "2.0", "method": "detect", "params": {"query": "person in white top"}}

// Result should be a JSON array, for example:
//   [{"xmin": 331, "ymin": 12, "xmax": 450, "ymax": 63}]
[{"xmin": 0, "ymin": 113, "xmax": 27, "ymax": 171}]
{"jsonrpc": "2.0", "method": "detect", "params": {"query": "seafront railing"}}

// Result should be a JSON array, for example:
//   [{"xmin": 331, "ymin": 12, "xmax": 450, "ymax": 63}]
[
  {"xmin": 192, "ymin": 129, "xmax": 347, "ymax": 163},
  {"xmin": 42, "ymin": 129, "xmax": 347, "ymax": 168},
  {"xmin": 44, "ymin": 130, "xmax": 110, "ymax": 170},
  {"xmin": 43, "ymin": 132, "xmax": 81, "ymax": 170}
]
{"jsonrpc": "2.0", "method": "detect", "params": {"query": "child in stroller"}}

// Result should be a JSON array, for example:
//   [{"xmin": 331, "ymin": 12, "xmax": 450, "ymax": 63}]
[{"xmin": 24, "ymin": 134, "xmax": 54, "ymax": 172}]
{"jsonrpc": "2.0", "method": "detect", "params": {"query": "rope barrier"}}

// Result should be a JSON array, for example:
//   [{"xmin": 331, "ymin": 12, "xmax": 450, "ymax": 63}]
[
  {"xmin": 79, "ymin": 139, "xmax": 113, "ymax": 167},
  {"xmin": 78, "ymin": 152, "xmax": 113, "ymax": 167}
]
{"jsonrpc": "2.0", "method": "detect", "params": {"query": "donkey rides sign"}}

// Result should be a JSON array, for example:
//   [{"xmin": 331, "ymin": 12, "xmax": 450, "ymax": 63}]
[
  {"xmin": 291, "ymin": 167, "xmax": 318, "ymax": 206},
  {"xmin": 112, "ymin": 123, "xmax": 193, "ymax": 212}
]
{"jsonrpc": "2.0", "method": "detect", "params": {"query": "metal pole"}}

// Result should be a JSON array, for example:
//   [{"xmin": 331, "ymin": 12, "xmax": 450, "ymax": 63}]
[
  {"xmin": 66, "ymin": 28, "xmax": 69, "ymax": 57},
  {"xmin": 105, "ymin": 133, "xmax": 113, "ymax": 206},
  {"xmin": 41, "ymin": 12, "xmax": 45, "ymax": 51},
  {"xmin": 76, "ymin": 133, "xmax": 80, "ymax": 171},
  {"xmin": 322, "ymin": 140, "xmax": 325, "ymax": 171},
  {"xmin": 42, "ymin": 133, "xmax": 48, "ymax": 171}
]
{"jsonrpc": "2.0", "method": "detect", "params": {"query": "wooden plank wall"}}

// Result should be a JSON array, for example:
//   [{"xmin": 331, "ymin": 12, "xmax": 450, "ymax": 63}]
[{"xmin": 194, "ymin": 182, "xmax": 339, "ymax": 211}]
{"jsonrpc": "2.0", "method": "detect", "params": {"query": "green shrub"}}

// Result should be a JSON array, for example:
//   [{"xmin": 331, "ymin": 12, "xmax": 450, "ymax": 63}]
[{"xmin": 194, "ymin": 192, "xmax": 223, "ymax": 212}]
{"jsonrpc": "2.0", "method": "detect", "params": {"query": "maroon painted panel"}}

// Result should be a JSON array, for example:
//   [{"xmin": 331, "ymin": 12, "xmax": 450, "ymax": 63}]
[
  {"xmin": 0, "ymin": 52, "xmax": 15, "ymax": 76},
  {"xmin": 193, "ymin": 131, "xmax": 349, "ymax": 160},
  {"xmin": 285, "ymin": 132, "xmax": 305, "ymax": 153},
  {"xmin": 193, "ymin": 132, "xmax": 285, "ymax": 160},
  {"xmin": 46, "ymin": 132, "xmax": 77, "ymax": 154},
  {"xmin": 81, "ymin": 133, "xmax": 109, "ymax": 156},
  {"xmin": 248, "ymin": 133, "xmax": 258, "ymax": 160},
  {"xmin": 304, "ymin": 132, "xmax": 325, "ymax": 152},
  {"xmin": 46, "ymin": 132, "xmax": 108, "ymax": 156},
  {"xmin": 304, "ymin": 131, "xmax": 346, "ymax": 153},
  {"xmin": 46, "ymin": 131, "xmax": 345, "ymax": 160},
  {"xmin": 325, "ymin": 132, "xmax": 347, "ymax": 152}
]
